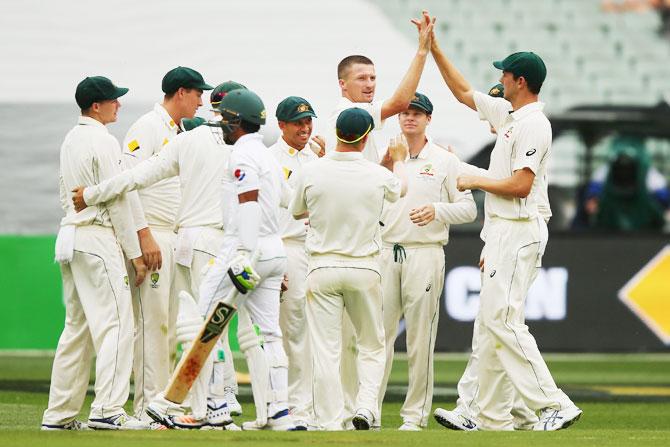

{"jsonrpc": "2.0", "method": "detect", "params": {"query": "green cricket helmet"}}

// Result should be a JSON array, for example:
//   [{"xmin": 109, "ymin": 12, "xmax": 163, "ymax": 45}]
[{"xmin": 217, "ymin": 89, "xmax": 266, "ymax": 136}]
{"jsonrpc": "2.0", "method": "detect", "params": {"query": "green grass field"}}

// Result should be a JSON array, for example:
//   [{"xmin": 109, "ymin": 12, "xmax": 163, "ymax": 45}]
[{"xmin": 0, "ymin": 353, "xmax": 669, "ymax": 447}]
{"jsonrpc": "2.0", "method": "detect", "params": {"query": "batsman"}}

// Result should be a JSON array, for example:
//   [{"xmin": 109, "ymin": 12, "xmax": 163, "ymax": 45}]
[{"xmin": 146, "ymin": 89, "xmax": 296, "ymax": 431}]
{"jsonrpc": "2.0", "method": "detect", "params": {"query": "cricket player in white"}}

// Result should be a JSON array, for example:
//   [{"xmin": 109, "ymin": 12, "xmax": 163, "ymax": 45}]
[
  {"xmin": 290, "ymin": 108, "xmax": 409, "ymax": 431},
  {"xmin": 196, "ymin": 89, "xmax": 295, "ymax": 431},
  {"xmin": 42, "ymin": 76, "xmax": 149, "ymax": 430},
  {"xmin": 329, "ymin": 14, "xmax": 435, "ymax": 419},
  {"xmin": 436, "ymin": 84, "xmax": 538, "ymax": 432},
  {"xmin": 269, "ymin": 96, "xmax": 324, "ymax": 430},
  {"xmin": 422, "ymin": 11, "xmax": 582, "ymax": 430},
  {"xmin": 120, "ymin": 66, "xmax": 213, "ymax": 420},
  {"xmin": 377, "ymin": 93, "xmax": 477, "ymax": 431},
  {"xmin": 71, "ymin": 81, "xmax": 250, "ymax": 429}
]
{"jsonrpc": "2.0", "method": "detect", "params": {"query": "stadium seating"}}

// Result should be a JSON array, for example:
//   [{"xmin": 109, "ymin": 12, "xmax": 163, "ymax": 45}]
[{"xmin": 370, "ymin": 0, "xmax": 670, "ymax": 189}]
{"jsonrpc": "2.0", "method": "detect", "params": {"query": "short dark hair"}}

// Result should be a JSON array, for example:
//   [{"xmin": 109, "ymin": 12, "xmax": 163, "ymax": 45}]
[
  {"xmin": 512, "ymin": 73, "xmax": 542, "ymax": 94},
  {"xmin": 337, "ymin": 55, "xmax": 374, "ymax": 80},
  {"xmin": 240, "ymin": 119, "xmax": 260, "ymax": 134}
]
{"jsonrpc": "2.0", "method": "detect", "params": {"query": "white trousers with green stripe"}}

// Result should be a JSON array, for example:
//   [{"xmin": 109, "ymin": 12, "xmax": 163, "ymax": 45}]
[{"xmin": 43, "ymin": 226, "xmax": 133, "ymax": 424}]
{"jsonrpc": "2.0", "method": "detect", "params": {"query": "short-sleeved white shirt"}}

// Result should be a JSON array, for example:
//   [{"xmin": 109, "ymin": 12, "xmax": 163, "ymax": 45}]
[
  {"xmin": 228, "ymin": 133, "xmax": 285, "ymax": 259},
  {"xmin": 122, "ymin": 103, "xmax": 181, "ymax": 227},
  {"xmin": 269, "ymin": 137, "xmax": 319, "ymax": 242},
  {"xmin": 473, "ymin": 91, "xmax": 552, "ymax": 221},
  {"xmin": 290, "ymin": 151, "xmax": 400, "ymax": 270},
  {"xmin": 326, "ymin": 97, "xmax": 386, "ymax": 163}
]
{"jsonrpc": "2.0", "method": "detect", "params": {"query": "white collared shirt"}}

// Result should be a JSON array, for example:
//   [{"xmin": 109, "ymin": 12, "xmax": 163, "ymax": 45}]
[
  {"xmin": 381, "ymin": 138, "xmax": 477, "ymax": 246},
  {"xmin": 290, "ymin": 151, "xmax": 401, "ymax": 261},
  {"xmin": 227, "ymin": 133, "xmax": 287, "ymax": 259},
  {"xmin": 122, "ymin": 103, "xmax": 181, "ymax": 227},
  {"xmin": 84, "ymin": 124, "xmax": 231, "ymax": 230},
  {"xmin": 473, "ymin": 91, "xmax": 552, "ymax": 222},
  {"xmin": 326, "ymin": 96, "xmax": 386, "ymax": 163},
  {"xmin": 269, "ymin": 137, "xmax": 319, "ymax": 242},
  {"xmin": 59, "ymin": 116, "xmax": 141, "ymax": 259}
]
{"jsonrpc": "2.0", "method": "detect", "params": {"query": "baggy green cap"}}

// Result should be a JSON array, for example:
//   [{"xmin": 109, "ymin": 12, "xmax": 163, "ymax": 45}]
[
  {"xmin": 493, "ymin": 52, "xmax": 547, "ymax": 88},
  {"xmin": 210, "ymin": 81, "xmax": 247, "ymax": 107},
  {"xmin": 409, "ymin": 92, "xmax": 433, "ymax": 114},
  {"xmin": 181, "ymin": 117, "xmax": 206, "ymax": 131},
  {"xmin": 162, "ymin": 66, "xmax": 213, "ymax": 94},
  {"xmin": 276, "ymin": 96, "xmax": 317, "ymax": 122},
  {"xmin": 75, "ymin": 76, "xmax": 128, "ymax": 109},
  {"xmin": 336, "ymin": 108, "xmax": 375, "ymax": 144},
  {"xmin": 487, "ymin": 83, "xmax": 504, "ymax": 98}
]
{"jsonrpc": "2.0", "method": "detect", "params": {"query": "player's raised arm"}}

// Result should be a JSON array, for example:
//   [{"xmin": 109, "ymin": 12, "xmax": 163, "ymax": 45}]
[
  {"xmin": 424, "ymin": 11, "xmax": 476, "ymax": 110},
  {"xmin": 380, "ymin": 12, "xmax": 435, "ymax": 120}
]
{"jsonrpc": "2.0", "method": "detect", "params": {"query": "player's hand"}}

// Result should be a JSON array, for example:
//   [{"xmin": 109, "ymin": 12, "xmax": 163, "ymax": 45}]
[
  {"xmin": 280, "ymin": 273, "xmax": 289, "ymax": 302},
  {"xmin": 138, "ymin": 228, "xmax": 162, "ymax": 271},
  {"xmin": 388, "ymin": 134, "xmax": 409, "ymax": 162},
  {"xmin": 72, "ymin": 186, "xmax": 88, "ymax": 212},
  {"xmin": 228, "ymin": 253, "xmax": 261, "ymax": 294},
  {"xmin": 310, "ymin": 135, "xmax": 326, "ymax": 157},
  {"xmin": 131, "ymin": 257, "xmax": 148, "ymax": 286},
  {"xmin": 457, "ymin": 175, "xmax": 479, "ymax": 191},
  {"xmin": 479, "ymin": 257, "xmax": 485, "ymax": 272},
  {"xmin": 411, "ymin": 9, "xmax": 435, "ymax": 54},
  {"xmin": 380, "ymin": 149, "xmax": 394, "ymax": 170},
  {"xmin": 409, "ymin": 204, "xmax": 436, "ymax": 226}
]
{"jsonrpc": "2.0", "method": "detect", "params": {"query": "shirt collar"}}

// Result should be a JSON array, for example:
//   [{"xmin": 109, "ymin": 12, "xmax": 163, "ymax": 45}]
[
  {"xmin": 234, "ymin": 133, "xmax": 264, "ymax": 147},
  {"xmin": 509, "ymin": 101, "xmax": 545, "ymax": 121},
  {"xmin": 328, "ymin": 151, "xmax": 364, "ymax": 161},
  {"xmin": 77, "ymin": 116, "xmax": 108, "ymax": 132},
  {"xmin": 153, "ymin": 103, "xmax": 179, "ymax": 132},
  {"xmin": 279, "ymin": 137, "xmax": 316, "ymax": 158},
  {"xmin": 407, "ymin": 135, "xmax": 433, "ymax": 160}
]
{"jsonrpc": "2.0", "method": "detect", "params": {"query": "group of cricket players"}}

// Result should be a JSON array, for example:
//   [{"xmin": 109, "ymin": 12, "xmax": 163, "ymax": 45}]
[{"xmin": 41, "ymin": 11, "xmax": 583, "ymax": 433}]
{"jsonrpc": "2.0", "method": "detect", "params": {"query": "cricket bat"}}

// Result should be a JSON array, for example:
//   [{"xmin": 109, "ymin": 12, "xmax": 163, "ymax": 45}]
[{"xmin": 164, "ymin": 251, "xmax": 259, "ymax": 404}]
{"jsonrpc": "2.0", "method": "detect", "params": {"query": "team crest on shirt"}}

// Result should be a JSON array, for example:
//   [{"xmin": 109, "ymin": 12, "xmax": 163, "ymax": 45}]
[
  {"xmin": 504, "ymin": 126, "xmax": 514, "ymax": 140},
  {"xmin": 150, "ymin": 272, "xmax": 160, "ymax": 288},
  {"xmin": 419, "ymin": 163, "xmax": 435, "ymax": 177},
  {"xmin": 234, "ymin": 169, "xmax": 246, "ymax": 181}
]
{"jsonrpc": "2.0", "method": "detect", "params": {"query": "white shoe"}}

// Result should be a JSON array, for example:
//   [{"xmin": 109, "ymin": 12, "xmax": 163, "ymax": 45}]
[
  {"xmin": 206, "ymin": 399, "xmax": 234, "ymax": 427},
  {"xmin": 242, "ymin": 409, "xmax": 295, "ymax": 431},
  {"xmin": 88, "ymin": 413, "xmax": 149, "ymax": 430},
  {"xmin": 398, "ymin": 421, "xmax": 421, "ymax": 431},
  {"xmin": 534, "ymin": 406, "xmax": 582, "ymax": 431},
  {"xmin": 434, "ymin": 408, "xmax": 478, "ymax": 431},
  {"xmin": 41, "ymin": 420, "xmax": 89, "ymax": 430},
  {"xmin": 224, "ymin": 387, "xmax": 242, "ymax": 416},
  {"xmin": 352, "ymin": 408, "xmax": 374, "ymax": 431}
]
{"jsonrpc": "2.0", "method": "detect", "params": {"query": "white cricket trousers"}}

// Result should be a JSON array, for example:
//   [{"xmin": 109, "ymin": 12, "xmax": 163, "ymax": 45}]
[
  {"xmin": 129, "ymin": 226, "xmax": 175, "ymax": 420},
  {"xmin": 378, "ymin": 244, "xmax": 444, "ymax": 427},
  {"xmin": 476, "ymin": 217, "xmax": 573, "ymax": 430},
  {"xmin": 42, "ymin": 226, "xmax": 133, "ymax": 424},
  {"xmin": 306, "ymin": 264, "xmax": 385, "ymax": 430},
  {"xmin": 455, "ymin": 314, "xmax": 537, "ymax": 429},
  {"xmin": 279, "ymin": 239, "xmax": 312, "ymax": 423}
]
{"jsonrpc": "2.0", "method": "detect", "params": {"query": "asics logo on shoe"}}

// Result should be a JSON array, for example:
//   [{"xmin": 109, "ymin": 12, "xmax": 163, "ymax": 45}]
[
  {"xmin": 460, "ymin": 416, "xmax": 477, "ymax": 430},
  {"xmin": 542, "ymin": 410, "xmax": 563, "ymax": 430}
]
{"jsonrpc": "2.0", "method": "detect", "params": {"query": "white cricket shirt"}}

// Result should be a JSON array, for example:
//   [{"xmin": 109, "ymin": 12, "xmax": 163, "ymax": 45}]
[
  {"xmin": 269, "ymin": 137, "xmax": 319, "ymax": 242},
  {"xmin": 228, "ymin": 133, "xmax": 287, "ymax": 260},
  {"xmin": 381, "ymin": 138, "xmax": 477, "ymax": 246},
  {"xmin": 122, "ymin": 103, "xmax": 181, "ymax": 227},
  {"xmin": 290, "ymin": 151, "xmax": 401, "ymax": 271},
  {"xmin": 473, "ymin": 91, "xmax": 552, "ymax": 222},
  {"xmin": 84, "ymin": 124, "xmax": 231, "ymax": 230},
  {"xmin": 59, "ymin": 116, "xmax": 141, "ymax": 259},
  {"xmin": 326, "ymin": 97, "xmax": 386, "ymax": 163}
]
